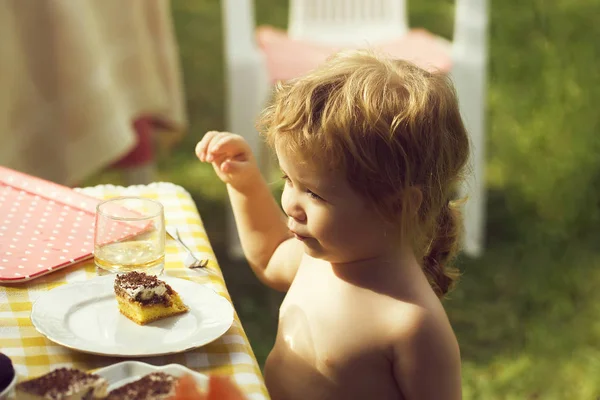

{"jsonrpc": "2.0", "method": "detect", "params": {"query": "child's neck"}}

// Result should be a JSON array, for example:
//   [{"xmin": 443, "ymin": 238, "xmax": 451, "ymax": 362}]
[{"xmin": 329, "ymin": 242, "xmax": 420, "ymax": 290}]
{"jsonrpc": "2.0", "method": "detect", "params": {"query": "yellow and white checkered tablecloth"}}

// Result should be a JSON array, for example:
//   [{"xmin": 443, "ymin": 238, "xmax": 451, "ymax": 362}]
[{"xmin": 0, "ymin": 182, "xmax": 269, "ymax": 400}]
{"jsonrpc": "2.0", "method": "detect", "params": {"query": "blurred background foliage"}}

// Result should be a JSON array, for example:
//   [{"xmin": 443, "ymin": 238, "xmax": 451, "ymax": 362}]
[{"xmin": 86, "ymin": 0, "xmax": 600, "ymax": 398}]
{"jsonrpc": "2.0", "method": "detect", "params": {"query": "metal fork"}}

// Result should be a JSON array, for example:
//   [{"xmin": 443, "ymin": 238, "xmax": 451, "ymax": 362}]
[{"xmin": 166, "ymin": 227, "xmax": 209, "ymax": 269}]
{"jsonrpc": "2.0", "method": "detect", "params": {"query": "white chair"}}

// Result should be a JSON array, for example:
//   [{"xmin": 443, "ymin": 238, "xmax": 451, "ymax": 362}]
[{"xmin": 221, "ymin": 0, "xmax": 488, "ymax": 258}]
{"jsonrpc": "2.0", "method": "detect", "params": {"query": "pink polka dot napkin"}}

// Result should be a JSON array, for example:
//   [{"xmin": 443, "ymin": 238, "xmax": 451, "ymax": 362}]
[{"xmin": 0, "ymin": 167, "xmax": 142, "ymax": 283}]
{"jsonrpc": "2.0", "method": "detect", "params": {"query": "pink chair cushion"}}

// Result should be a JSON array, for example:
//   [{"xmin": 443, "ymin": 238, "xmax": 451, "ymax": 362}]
[{"xmin": 256, "ymin": 26, "xmax": 452, "ymax": 83}]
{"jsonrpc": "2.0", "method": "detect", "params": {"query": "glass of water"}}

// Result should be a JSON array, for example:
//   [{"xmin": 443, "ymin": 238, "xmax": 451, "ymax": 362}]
[{"xmin": 94, "ymin": 197, "xmax": 165, "ymax": 276}]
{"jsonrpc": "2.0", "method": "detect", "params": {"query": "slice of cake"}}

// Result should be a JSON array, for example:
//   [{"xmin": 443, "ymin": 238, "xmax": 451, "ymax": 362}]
[
  {"xmin": 114, "ymin": 271, "xmax": 188, "ymax": 325},
  {"xmin": 15, "ymin": 367, "xmax": 108, "ymax": 400},
  {"xmin": 105, "ymin": 372, "xmax": 177, "ymax": 400}
]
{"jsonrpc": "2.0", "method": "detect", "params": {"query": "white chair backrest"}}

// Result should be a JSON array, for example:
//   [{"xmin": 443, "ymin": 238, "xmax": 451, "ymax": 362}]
[
  {"xmin": 453, "ymin": 0, "xmax": 488, "ymax": 58},
  {"xmin": 288, "ymin": 0, "xmax": 409, "ymax": 46}
]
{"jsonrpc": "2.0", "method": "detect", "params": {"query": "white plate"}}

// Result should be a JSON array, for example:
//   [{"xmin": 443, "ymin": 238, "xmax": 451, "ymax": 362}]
[
  {"xmin": 31, "ymin": 275, "xmax": 234, "ymax": 357},
  {"xmin": 95, "ymin": 361, "xmax": 208, "ymax": 392}
]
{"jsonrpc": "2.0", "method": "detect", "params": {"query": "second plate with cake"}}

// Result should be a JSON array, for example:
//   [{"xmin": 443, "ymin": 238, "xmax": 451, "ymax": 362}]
[{"xmin": 30, "ymin": 275, "xmax": 234, "ymax": 357}]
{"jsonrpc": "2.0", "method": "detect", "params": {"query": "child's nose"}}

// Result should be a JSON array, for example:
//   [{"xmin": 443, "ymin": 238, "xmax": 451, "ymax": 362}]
[
  {"xmin": 283, "ymin": 197, "xmax": 307, "ymax": 223},
  {"xmin": 287, "ymin": 206, "xmax": 306, "ymax": 223}
]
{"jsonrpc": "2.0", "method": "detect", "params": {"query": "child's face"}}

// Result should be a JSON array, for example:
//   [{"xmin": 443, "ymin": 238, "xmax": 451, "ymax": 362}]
[{"xmin": 278, "ymin": 148, "xmax": 393, "ymax": 264}]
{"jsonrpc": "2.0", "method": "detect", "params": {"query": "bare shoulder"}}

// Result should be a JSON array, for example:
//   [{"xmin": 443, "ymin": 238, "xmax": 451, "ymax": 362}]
[
  {"xmin": 390, "ymin": 297, "xmax": 458, "ymax": 347},
  {"xmin": 263, "ymin": 237, "xmax": 305, "ymax": 292},
  {"xmin": 388, "ymin": 299, "xmax": 462, "ymax": 399}
]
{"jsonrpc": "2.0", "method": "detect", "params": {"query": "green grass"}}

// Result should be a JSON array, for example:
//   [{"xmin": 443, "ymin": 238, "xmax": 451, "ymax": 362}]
[{"xmin": 86, "ymin": 0, "xmax": 600, "ymax": 398}]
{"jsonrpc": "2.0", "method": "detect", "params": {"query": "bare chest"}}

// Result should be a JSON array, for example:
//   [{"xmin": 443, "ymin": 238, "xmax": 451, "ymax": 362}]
[{"xmin": 264, "ymin": 264, "xmax": 403, "ymax": 400}]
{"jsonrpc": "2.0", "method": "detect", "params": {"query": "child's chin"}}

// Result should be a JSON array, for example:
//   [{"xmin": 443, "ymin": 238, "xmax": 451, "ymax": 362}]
[
  {"xmin": 305, "ymin": 245, "xmax": 370, "ymax": 265},
  {"xmin": 302, "ymin": 242, "xmax": 325, "ymax": 258},
  {"xmin": 303, "ymin": 244, "xmax": 338, "ymax": 263}
]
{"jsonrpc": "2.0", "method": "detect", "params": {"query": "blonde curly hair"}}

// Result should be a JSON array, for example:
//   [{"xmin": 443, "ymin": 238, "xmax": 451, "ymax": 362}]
[{"xmin": 258, "ymin": 50, "xmax": 470, "ymax": 297}]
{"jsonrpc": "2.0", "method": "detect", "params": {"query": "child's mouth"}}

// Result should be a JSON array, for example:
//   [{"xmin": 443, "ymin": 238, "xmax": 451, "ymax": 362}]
[
  {"xmin": 293, "ymin": 233, "xmax": 307, "ymax": 241},
  {"xmin": 289, "ymin": 229, "xmax": 308, "ymax": 241}
]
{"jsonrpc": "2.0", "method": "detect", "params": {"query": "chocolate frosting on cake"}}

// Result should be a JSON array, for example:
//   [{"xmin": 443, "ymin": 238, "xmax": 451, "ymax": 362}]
[
  {"xmin": 16, "ymin": 368, "xmax": 103, "ymax": 398},
  {"xmin": 114, "ymin": 271, "xmax": 174, "ymax": 305},
  {"xmin": 115, "ymin": 271, "xmax": 163, "ymax": 290},
  {"xmin": 105, "ymin": 372, "xmax": 177, "ymax": 399}
]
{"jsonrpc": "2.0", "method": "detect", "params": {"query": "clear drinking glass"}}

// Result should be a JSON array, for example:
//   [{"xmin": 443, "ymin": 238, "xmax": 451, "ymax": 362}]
[{"xmin": 94, "ymin": 197, "xmax": 165, "ymax": 276}]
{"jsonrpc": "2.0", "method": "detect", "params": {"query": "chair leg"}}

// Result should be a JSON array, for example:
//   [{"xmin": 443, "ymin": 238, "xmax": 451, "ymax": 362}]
[
  {"xmin": 122, "ymin": 163, "xmax": 157, "ymax": 186},
  {"xmin": 451, "ymin": 62, "xmax": 487, "ymax": 257}
]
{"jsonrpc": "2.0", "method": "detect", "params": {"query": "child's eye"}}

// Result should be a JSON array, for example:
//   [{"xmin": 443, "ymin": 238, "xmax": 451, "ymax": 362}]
[{"xmin": 307, "ymin": 190, "xmax": 323, "ymax": 201}]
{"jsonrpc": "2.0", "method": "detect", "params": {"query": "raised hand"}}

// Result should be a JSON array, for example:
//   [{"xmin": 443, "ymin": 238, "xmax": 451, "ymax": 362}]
[{"xmin": 195, "ymin": 131, "xmax": 259, "ymax": 192}]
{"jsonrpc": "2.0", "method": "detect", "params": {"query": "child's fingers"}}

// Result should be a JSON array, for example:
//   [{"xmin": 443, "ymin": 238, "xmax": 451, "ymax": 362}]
[
  {"xmin": 195, "ymin": 141, "xmax": 205, "ymax": 161},
  {"xmin": 196, "ymin": 131, "xmax": 223, "ymax": 162},
  {"xmin": 220, "ymin": 159, "xmax": 246, "ymax": 175},
  {"xmin": 208, "ymin": 135, "xmax": 235, "ymax": 157},
  {"xmin": 205, "ymin": 132, "xmax": 228, "ymax": 162},
  {"xmin": 210, "ymin": 152, "xmax": 244, "ymax": 176},
  {"xmin": 199, "ymin": 131, "xmax": 225, "ymax": 161},
  {"xmin": 207, "ymin": 135, "xmax": 247, "ymax": 163}
]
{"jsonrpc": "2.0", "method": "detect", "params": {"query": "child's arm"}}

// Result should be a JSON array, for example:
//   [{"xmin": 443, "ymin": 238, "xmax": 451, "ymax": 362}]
[
  {"xmin": 196, "ymin": 131, "xmax": 302, "ymax": 291},
  {"xmin": 392, "ymin": 312, "xmax": 462, "ymax": 399}
]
